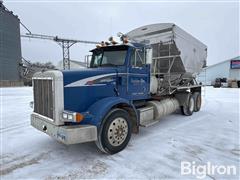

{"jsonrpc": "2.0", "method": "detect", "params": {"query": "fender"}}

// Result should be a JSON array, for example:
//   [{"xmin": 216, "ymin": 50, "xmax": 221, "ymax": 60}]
[{"xmin": 86, "ymin": 96, "xmax": 138, "ymax": 127}]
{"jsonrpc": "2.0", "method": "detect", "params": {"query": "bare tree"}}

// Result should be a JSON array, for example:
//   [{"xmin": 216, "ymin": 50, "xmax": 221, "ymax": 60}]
[{"xmin": 31, "ymin": 61, "xmax": 56, "ymax": 69}]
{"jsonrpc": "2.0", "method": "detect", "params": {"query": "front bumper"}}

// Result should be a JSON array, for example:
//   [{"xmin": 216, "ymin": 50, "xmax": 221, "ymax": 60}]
[{"xmin": 31, "ymin": 113, "xmax": 97, "ymax": 144}]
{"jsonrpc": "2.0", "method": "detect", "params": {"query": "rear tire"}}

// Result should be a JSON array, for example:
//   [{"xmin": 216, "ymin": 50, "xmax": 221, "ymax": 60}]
[
  {"xmin": 193, "ymin": 92, "xmax": 201, "ymax": 112},
  {"xmin": 96, "ymin": 108, "xmax": 132, "ymax": 154},
  {"xmin": 181, "ymin": 94, "xmax": 194, "ymax": 116}
]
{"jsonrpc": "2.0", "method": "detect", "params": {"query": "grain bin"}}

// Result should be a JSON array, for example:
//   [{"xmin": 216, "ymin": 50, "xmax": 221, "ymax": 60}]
[{"xmin": 0, "ymin": 2, "xmax": 22, "ymax": 82}]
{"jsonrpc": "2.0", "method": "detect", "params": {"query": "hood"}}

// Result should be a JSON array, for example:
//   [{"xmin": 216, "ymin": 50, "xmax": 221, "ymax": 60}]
[{"xmin": 62, "ymin": 68, "xmax": 119, "ymax": 113}]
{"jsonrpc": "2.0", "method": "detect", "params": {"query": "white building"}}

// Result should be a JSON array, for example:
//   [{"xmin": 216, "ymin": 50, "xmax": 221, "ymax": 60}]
[{"xmin": 197, "ymin": 56, "xmax": 240, "ymax": 85}]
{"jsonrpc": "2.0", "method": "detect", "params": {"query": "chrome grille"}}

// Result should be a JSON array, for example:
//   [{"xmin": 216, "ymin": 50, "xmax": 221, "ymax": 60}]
[{"xmin": 33, "ymin": 78, "xmax": 54, "ymax": 119}]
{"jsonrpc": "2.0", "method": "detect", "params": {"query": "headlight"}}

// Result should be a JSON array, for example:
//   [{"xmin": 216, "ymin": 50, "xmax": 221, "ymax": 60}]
[
  {"xmin": 62, "ymin": 111, "xmax": 84, "ymax": 123},
  {"xmin": 62, "ymin": 113, "xmax": 68, "ymax": 119},
  {"xmin": 68, "ymin": 114, "xmax": 73, "ymax": 120}
]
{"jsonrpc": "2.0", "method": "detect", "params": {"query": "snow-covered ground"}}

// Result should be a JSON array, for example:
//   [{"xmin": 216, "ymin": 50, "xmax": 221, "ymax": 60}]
[{"xmin": 1, "ymin": 87, "xmax": 239, "ymax": 179}]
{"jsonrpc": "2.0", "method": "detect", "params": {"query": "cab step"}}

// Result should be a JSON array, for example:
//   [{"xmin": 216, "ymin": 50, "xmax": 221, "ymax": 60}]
[{"xmin": 140, "ymin": 119, "xmax": 160, "ymax": 127}]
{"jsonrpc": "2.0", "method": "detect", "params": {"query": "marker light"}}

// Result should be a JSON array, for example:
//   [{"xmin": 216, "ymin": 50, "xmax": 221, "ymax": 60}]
[
  {"xmin": 101, "ymin": 41, "xmax": 105, "ymax": 46},
  {"xmin": 109, "ymin": 36, "xmax": 118, "ymax": 45},
  {"xmin": 76, "ymin": 113, "xmax": 84, "ymax": 123},
  {"xmin": 96, "ymin": 44, "xmax": 102, "ymax": 48},
  {"xmin": 123, "ymin": 37, "xmax": 128, "ymax": 44},
  {"xmin": 105, "ymin": 41, "xmax": 110, "ymax": 46}
]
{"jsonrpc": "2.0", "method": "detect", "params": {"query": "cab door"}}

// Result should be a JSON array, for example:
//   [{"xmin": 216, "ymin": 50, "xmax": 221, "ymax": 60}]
[{"xmin": 127, "ymin": 48, "xmax": 150, "ymax": 100}]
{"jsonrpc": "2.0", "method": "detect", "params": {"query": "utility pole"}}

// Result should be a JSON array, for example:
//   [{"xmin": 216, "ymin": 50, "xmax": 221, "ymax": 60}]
[
  {"xmin": 55, "ymin": 39, "xmax": 76, "ymax": 70},
  {"xmin": 21, "ymin": 33, "xmax": 99, "ymax": 70},
  {"xmin": 61, "ymin": 41, "xmax": 74, "ymax": 70}
]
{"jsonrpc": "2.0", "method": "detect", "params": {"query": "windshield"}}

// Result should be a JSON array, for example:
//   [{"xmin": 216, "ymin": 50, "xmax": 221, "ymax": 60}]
[{"xmin": 90, "ymin": 46, "xmax": 128, "ymax": 68}]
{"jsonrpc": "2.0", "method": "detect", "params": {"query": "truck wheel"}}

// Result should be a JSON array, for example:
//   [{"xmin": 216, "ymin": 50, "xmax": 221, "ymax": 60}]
[
  {"xmin": 181, "ymin": 94, "xmax": 194, "ymax": 116},
  {"xmin": 96, "ymin": 108, "xmax": 132, "ymax": 154},
  {"xmin": 193, "ymin": 92, "xmax": 201, "ymax": 112}
]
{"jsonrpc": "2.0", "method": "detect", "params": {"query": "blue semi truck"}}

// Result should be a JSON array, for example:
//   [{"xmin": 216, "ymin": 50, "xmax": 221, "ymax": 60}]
[{"xmin": 31, "ymin": 23, "xmax": 207, "ymax": 154}]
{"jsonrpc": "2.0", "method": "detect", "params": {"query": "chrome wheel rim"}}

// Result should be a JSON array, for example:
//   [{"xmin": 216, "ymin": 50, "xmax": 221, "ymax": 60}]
[{"xmin": 107, "ymin": 117, "xmax": 128, "ymax": 146}]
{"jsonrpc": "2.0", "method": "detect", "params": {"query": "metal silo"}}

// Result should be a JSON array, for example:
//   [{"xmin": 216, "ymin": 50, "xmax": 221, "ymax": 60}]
[{"xmin": 0, "ymin": 2, "xmax": 21, "ymax": 83}]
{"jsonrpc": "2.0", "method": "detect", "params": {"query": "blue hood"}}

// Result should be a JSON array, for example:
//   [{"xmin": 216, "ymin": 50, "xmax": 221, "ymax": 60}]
[{"xmin": 62, "ymin": 68, "xmax": 118, "ymax": 113}]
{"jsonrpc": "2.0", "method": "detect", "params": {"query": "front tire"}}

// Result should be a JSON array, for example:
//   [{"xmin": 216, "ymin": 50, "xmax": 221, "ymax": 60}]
[{"xmin": 96, "ymin": 108, "xmax": 132, "ymax": 154}]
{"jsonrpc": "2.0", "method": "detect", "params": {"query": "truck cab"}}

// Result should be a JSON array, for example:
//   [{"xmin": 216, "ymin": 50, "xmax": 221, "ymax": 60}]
[{"xmin": 31, "ymin": 43, "xmax": 153, "ymax": 154}]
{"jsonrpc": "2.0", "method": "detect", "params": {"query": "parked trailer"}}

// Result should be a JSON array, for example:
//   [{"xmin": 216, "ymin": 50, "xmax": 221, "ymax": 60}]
[{"xmin": 31, "ymin": 23, "xmax": 207, "ymax": 154}]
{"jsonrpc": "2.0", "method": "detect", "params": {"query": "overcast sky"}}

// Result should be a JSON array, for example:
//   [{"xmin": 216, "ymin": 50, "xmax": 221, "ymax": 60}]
[{"xmin": 4, "ymin": 0, "xmax": 239, "ymax": 66}]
